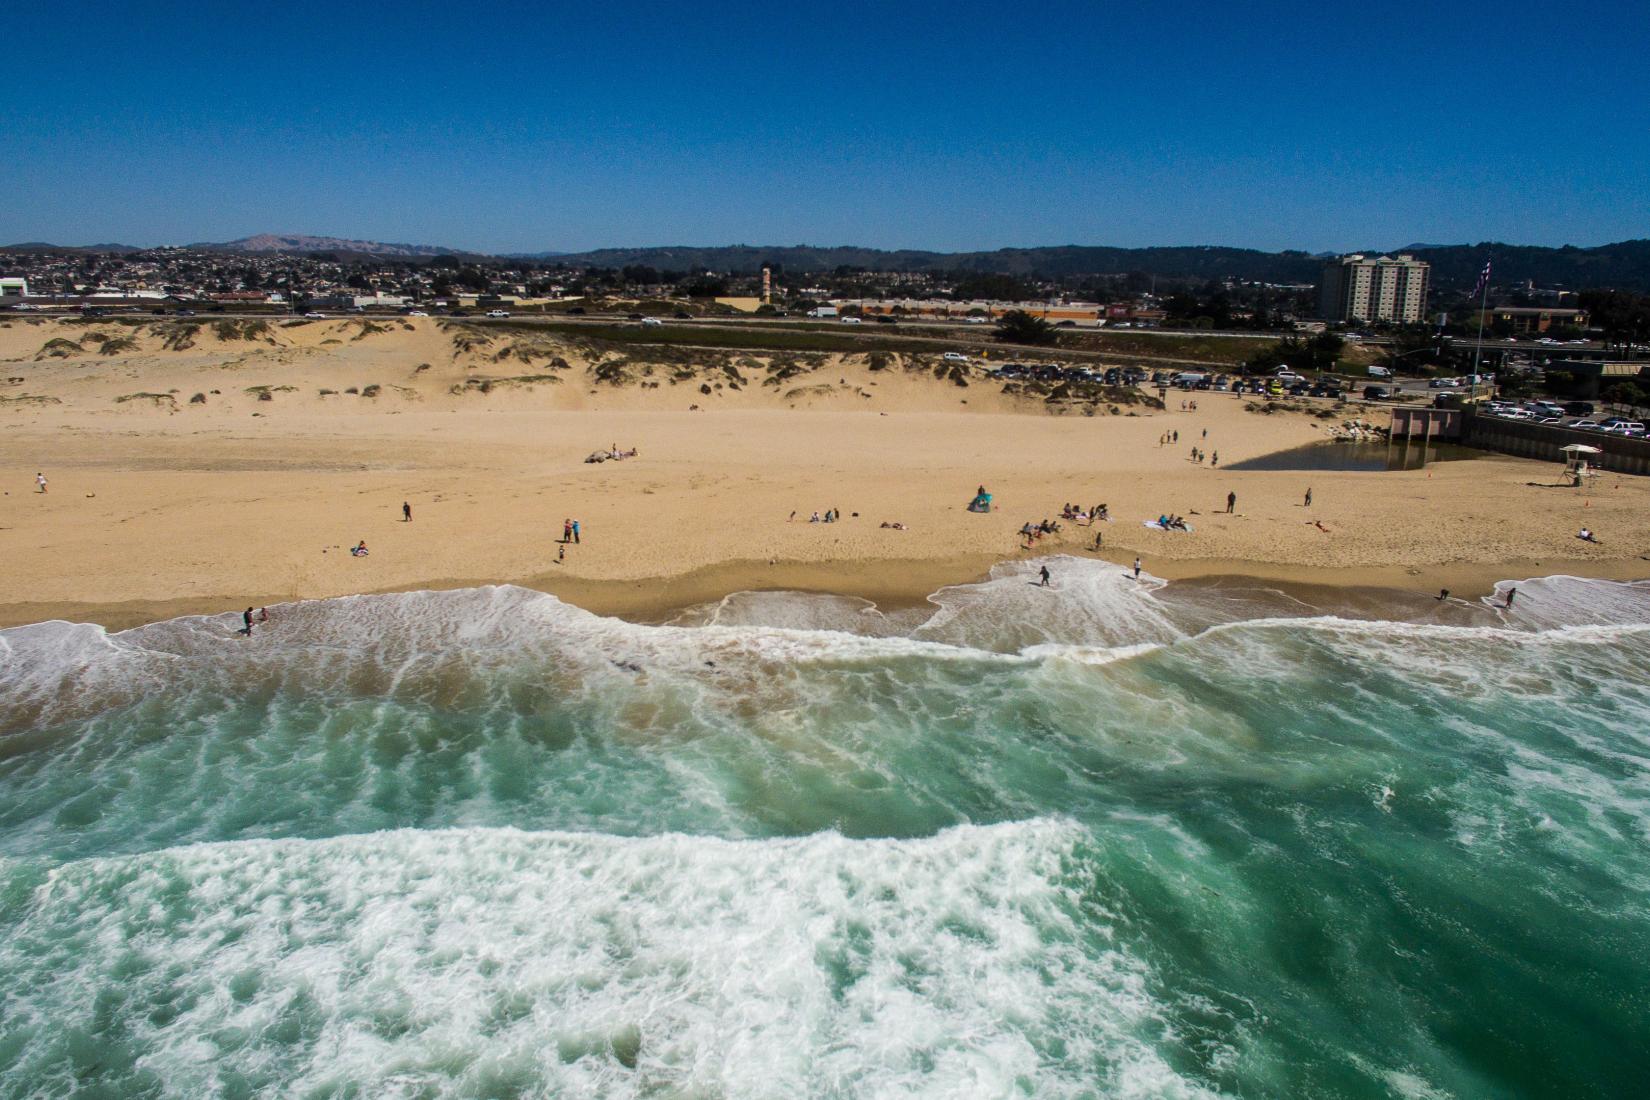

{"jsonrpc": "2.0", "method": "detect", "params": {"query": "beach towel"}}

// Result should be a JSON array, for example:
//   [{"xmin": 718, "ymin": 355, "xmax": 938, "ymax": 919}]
[{"xmin": 1142, "ymin": 520, "xmax": 1194, "ymax": 533}]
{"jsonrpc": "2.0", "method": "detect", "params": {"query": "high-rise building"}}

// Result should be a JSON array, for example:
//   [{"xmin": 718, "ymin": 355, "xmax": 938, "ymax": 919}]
[{"xmin": 1318, "ymin": 254, "xmax": 1429, "ymax": 324}]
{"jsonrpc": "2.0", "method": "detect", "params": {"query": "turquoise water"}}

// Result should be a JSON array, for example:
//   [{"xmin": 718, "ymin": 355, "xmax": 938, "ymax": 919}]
[{"xmin": 1, "ymin": 564, "xmax": 1647, "ymax": 1098}]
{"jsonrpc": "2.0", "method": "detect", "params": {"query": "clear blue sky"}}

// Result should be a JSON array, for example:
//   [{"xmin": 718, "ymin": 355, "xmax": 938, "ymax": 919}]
[{"xmin": 5, "ymin": 0, "xmax": 1646, "ymax": 254}]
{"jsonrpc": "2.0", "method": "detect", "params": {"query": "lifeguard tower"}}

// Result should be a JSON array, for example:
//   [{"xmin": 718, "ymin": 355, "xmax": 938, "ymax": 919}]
[{"xmin": 1561, "ymin": 443, "xmax": 1601, "ymax": 486}]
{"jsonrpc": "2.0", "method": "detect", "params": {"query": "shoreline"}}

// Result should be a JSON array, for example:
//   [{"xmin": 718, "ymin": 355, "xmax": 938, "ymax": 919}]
[{"xmin": 5, "ymin": 551, "xmax": 1645, "ymax": 634}]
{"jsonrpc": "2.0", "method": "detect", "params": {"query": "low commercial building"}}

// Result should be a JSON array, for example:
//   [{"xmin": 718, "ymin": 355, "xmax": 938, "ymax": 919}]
[
  {"xmin": 0, "ymin": 276, "xmax": 28, "ymax": 297},
  {"xmin": 1480, "ymin": 307, "xmax": 1589, "ymax": 334},
  {"xmin": 1545, "ymin": 358, "xmax": 1648, "ymax": 398}
]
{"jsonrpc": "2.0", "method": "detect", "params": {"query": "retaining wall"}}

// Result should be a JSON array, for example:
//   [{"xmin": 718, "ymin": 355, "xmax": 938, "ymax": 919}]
[{"xmin": 1459, "ymin": 409, "xmax": 1650, "ymax": 475}]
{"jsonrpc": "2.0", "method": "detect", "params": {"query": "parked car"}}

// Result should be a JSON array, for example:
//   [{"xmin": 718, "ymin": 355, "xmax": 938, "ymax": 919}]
[
  {"xmin": 1563, "ymin": 401, "xmax": 1595, "ymax": 417},
  {"xmin": 1362, "ymin": 385, "xmax": 1392, "ymax": 400},
  {"xmin": 673, "ymin": 311, "xmax": 691, "ymax": 319},
  {"xmin": 641, "ymin": 317, "xmax": 663, "ymax": 326},
  {"xmin": 840, "ymin": 316, "xmax": 862, "ymax": 324},
  {"xmin": 1569, "ymin": 420, "xmax": 1603, "ymax": 431},
  {"xmin": 303, "ymin": 311, "xmax": 325, "ymax": 318},
  {"xmin": 1274, "ymin": 368, "xmax": 1304, "ymax": 383},
  {"xmin": 1601, "ymin": 420, "xmax": 1646, "ymax": 435},
  {"xmin": 486, "ymin": 310, "xmax": 511, "ymax": 318},
  {"xmin": 406, "ymin": 310, "xmax": 429, "ymax": 317},
  {"xmin": 942, "ymin": 352, "xmax": 969, "ymax": 363}
]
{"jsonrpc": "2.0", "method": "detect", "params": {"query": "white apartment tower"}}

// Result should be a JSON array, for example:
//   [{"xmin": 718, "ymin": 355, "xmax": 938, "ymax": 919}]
[{"xmin": 1318, "ymin": 254, "xmax": 1429, "ymax": 324}]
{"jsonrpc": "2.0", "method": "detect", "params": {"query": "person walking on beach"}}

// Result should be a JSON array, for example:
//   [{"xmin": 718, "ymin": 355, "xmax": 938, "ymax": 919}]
[
  {"xmin": 35, "ymin": 472, "xmax": 47, "ymax": 494},
  {"xmin": 402, "ymin": 501, "xmax": 412, "ymax": 523},
  {"xmin": 1133, "ymin": 557, "xmax": 1142, "ymax": 579},
  {"xmin": 1506, "ymin": 586, "xmax": 1517, "ymax": 609},
  {"xmin": 1039, "ymin": 565, "xmax": 1051, "ymax": 587},
  {"xmin": 1304, "ymin": 487, "xmax": 1313, "ymax": 508},
  {"xmin": 572, "ymin": 519, "xmax": 581, "ymax": 545},
  {"xmin": 1226, "ymin": 491, "xmax": 1236, "ymax": 514},
  {"xmin": 1092, "ymin": 530, "xmax": 1103, "ymax": 551}
]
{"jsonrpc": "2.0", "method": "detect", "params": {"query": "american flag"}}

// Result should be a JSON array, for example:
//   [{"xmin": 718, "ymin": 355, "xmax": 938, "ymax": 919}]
[{"xmin": 1469, "ymin": 260, "xmax": 1492, "ymax": 300}]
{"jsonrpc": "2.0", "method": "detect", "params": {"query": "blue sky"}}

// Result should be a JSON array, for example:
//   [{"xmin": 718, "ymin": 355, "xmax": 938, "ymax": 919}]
[{"xmin": 4, "ymin": 0, "xmax": 1646, "ymax": 253}]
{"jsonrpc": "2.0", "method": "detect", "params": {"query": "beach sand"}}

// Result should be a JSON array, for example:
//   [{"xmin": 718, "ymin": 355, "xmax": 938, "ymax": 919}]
[{"xmin": 2, "ymin": 316, "xmax": 1646, "ymax": 628}]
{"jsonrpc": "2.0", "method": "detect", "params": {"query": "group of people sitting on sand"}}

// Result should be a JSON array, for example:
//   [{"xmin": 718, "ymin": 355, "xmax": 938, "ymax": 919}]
[
  {"xmin": 1060, "ymin": 502, "xmax": 1108, "ymax": 524},
  {"xmin": 585, "ymin": 444, "xmax": 640, "ymax": 464},
  {"xmin": 1156, "ymin": 514, "xmax": 1191, "ymax": 531},
  {"xmin": 1020, "ymin": 518, "xmax": 1062, "ymax": 543}
]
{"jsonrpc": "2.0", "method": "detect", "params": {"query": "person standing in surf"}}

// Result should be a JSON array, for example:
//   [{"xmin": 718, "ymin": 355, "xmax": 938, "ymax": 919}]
[
  {"xmin": 1039, "ymin": 565, "xmax": 1051, "ymax": 587},
  {"xmin": 1133, "ymin": 557, "xmax": 1142, "ymax": 579},
  {"xmin": 241, "ymin": 607, "xmax": 255, "ymax": 636}
]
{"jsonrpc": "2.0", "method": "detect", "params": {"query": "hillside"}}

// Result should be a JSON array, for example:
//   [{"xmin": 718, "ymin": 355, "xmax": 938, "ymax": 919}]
[
  {"xmin": 534, "ymin": 240, "xmax": 1650, "ymax": 291},
  {"xmin": 195, "ymin": 234, "xmax": 466, "ymax": 258}
]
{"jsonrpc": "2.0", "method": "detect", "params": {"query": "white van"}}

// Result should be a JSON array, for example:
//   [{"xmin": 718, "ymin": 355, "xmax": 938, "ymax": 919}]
[{"xmin": 1367, "ymin": 365, "xmax": 1393, "ymax": 378}]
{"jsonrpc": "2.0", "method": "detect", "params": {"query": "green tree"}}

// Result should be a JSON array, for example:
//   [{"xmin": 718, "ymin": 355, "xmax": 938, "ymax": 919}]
[
  {"xmin": 1603, "ymin": 380, "xmax": 1647, "ymax": 414},
  {"xmin": 994, "ymin": 310, "xmax": 1058, "ymax": 346},
  {"xmin": 952, "ymin": 273, "xmax": 1035, "ymax": 301},
  {"xmin": 1578, "ymin": 290, "xmax": 1650, "ymax": 355}
]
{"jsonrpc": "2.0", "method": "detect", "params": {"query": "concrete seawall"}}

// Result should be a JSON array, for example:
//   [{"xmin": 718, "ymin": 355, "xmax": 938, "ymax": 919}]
[{"xmin": 1389, "ymin": 407, "xmax": 1650, "ymax": 474}]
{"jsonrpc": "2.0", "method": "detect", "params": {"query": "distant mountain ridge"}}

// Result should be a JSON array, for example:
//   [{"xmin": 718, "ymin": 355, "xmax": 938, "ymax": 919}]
[
  {"xmin": 194, "ymin": 234, "xmax": 466, "ymax": 257},
  {"xmin": 7, "ymin": 236, "xmax": 1650, "ymax": 290},
  {"xmin": 537, "ymin": 240, "xmax": 1650, "ymax": 291}
]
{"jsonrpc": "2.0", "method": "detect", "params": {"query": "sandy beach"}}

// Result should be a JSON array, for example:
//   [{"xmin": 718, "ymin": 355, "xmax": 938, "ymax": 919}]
[{"xmin": 3, "ymin": 316, "xmax": 1647, "ymax": 629}]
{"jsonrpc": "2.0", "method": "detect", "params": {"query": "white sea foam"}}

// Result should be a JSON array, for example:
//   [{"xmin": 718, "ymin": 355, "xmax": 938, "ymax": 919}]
[
  {"xmin": 1480, "ymin": 574, "xmax": 1650, "ymax": 630},
  {"xmin": 915, "ymin": 556, "xmax": 1188, "ymax": 652},
  {"xmin": 4, "ymin": 568, "xmax": 1647, "ymax": 734},
  {"xmin": 0, "ymin": 820, "xmax": 1225, "ymax": 1099}
]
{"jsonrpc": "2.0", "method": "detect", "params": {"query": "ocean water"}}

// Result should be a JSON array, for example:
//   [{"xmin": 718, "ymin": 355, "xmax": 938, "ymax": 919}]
[{"xmin": 1, "ymin": 563, "xmax": 1647, "ymax": 1099}]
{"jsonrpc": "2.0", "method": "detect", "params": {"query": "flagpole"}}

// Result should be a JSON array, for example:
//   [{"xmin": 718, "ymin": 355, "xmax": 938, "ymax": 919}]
[{"xmin": 1470, "ymin": 257, "xmax": 1490, "ymax": 404}]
